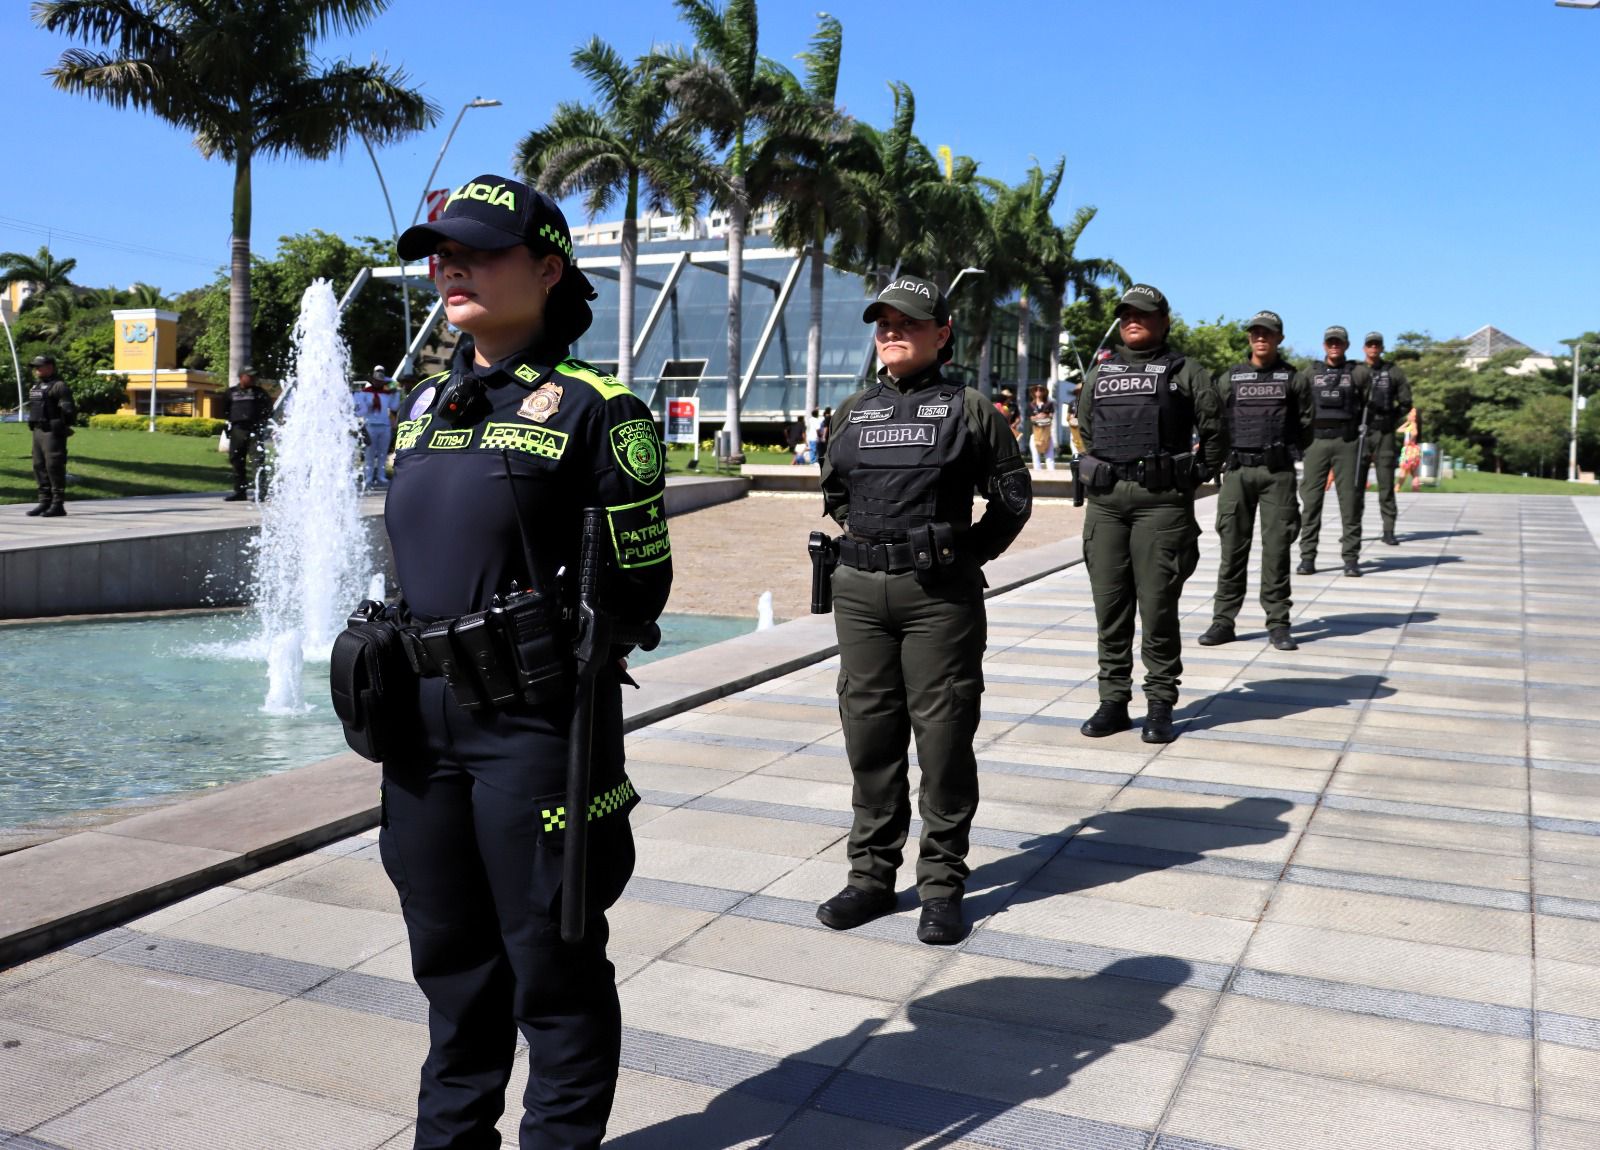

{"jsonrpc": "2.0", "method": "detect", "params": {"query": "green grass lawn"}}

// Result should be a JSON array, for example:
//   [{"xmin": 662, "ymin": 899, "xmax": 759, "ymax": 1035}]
[
  {"xmin": 1, "ymin": 423, "xmax": 234, "ymax": 504},
  {"xmin": 1416, "ymin": 471, "xmax": 1600, "ymax": 496}
]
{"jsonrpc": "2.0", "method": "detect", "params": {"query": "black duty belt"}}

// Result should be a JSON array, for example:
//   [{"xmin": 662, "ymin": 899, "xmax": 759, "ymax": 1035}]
[
  {"xmin": 837, "ymin": 536, "xmax": 917, "ymax": 573},
  {"xmin": 1231, "ymin": 449, "xmax": 1268, "ymax": 467},
  {"xmin": 1313, "ymin": 427, "xmax": 1353, "ymax": 440}
]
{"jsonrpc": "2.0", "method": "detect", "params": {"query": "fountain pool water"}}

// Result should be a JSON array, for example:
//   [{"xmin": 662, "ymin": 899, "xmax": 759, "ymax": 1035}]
[{"xmin": 0, "ymin": 611, "xmax": 755, "ymax": 832}]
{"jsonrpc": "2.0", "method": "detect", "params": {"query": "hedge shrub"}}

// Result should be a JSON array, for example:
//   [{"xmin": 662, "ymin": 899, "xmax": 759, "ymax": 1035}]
[{"xmin": 88, "ymin": 414, "xmax": 227, "ymax": 437}]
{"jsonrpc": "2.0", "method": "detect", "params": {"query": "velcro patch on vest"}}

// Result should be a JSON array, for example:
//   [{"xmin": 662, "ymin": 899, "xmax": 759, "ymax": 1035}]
[
  {"xmin": 850, "ymin": 405, "xmax": 894, "ymax": 423},
  {"xmin": 859, "ymin": 424, "xmax": 936, "ymax": 449},
  {"xmin": 606, "ymin": 492, "xmax": 671, "ymax": 569},
  {"xmin": 395, "ymin": 414, "xmax": 431, "ymax": 452},
  {"xmin": 609, "ymin": 418, "xmax": 663, "ymax": 485},
  {"xmin": 479, "ymin": 422, "xmax": 569, "ymax": 460},
  {"xmin": 428, "ymin": 428, "xmax": 472, "ymax": 450},
  {"xmin": 1236, "ymin": 382, "xmax": 1288, "ymax": 401},
  {"xmin": 1095, "ymin": 375, "xmax": 1159, "ymax": 398},
  {"xmin": 916, "ymin": 404, "xmax": 950, "ymax": 418}
]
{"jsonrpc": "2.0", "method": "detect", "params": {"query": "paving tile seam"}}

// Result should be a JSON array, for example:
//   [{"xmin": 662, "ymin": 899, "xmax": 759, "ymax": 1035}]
[{"xmin": 1520, "ymin": 510, "xmax": 1548, "ymax": 1144}]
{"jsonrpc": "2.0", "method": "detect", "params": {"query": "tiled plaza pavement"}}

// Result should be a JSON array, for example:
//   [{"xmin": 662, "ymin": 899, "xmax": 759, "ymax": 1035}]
[{"xmin": 3, "ymin": 492, "xmax": 1599, "ymax": 1149}]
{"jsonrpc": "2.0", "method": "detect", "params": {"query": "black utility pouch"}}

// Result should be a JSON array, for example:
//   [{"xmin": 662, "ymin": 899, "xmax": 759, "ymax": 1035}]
[
  {"xmin": 913, "ymin": 522, "xmax": 958, "ymax": 587},
  {"xmin": 1265, "ymin": 444, "xmax": 1292, "ymax": 472},
  {"xmin": 495, "ymin": 589, "xmax": 571, "ymax": 706},
  {"xmin": 329, "ymin": 602, "xmax": 416, "ymax": 762}
]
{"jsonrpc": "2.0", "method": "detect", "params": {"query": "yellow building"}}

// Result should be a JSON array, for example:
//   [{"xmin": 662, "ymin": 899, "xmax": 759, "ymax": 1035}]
[{"xmin": 104, "ymin": 307, "xmax": 227, "ymax": 418}]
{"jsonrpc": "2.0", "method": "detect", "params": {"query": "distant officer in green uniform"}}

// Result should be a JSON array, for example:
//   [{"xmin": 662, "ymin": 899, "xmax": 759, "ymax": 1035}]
[
  {"xmin": 1199, "ymin": 311, "xmax": 1311, "ymax": 653},
  {"xmin": 1361, "ymin": 332, "xmax": 1413, "ymax": 546},
  {"xmin": 1298, "ymin": 325, "xmax": 1371, "ymax": 578},
  {"xmin": 25, "ymin": 353, "xmax": 74, "ymax": 518},
  {"xmin": 219, "ymin": 365, "xmax": 272, "ymax": 501},
  {"xmin": 818, "ymin": 273, "xmax": 1032, "ymax": 945},
  {"xmin": 1076, "ymin": 284, "xmax": 1227, "ymax": 744}
]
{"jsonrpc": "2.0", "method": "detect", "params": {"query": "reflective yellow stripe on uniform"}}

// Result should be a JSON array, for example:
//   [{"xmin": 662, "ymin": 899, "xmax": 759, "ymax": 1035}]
[{"xmin": 539, "ymin": 778, "xmax": 637, "ymax": 832}]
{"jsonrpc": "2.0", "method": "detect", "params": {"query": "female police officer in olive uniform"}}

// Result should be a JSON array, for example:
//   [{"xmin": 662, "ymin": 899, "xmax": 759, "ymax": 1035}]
[
  {"xmin": 380, "ymin": 174, "xmax": 671, "ymax": 1149},
  {"xmin": 816, "ymin": 273, "xmax": 1031, "ymax": 945}
]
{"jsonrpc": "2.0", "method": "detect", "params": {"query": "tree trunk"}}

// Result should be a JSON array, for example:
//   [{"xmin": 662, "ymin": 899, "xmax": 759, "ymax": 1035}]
[
  {"xmin": 806, "ymin": 222, "xmax": 824, "ymax": 414},
  {"xmin": 725, "ymin": 185, "xmax": 746, "ymax": 457},
  {"xmin": 229, "ymin": 149, "xmax": 253, "ymax": 386},
  {"xmin": 973, "ymin": 306, "xmax": 993, "ymax": 396},
  {"xmin": 618, "ymin": 170, "xmax": 638, "ymax": 388},
  {"xmin": 1015, "ymin": 289, "xmax": 1030, "ymax": 389}
]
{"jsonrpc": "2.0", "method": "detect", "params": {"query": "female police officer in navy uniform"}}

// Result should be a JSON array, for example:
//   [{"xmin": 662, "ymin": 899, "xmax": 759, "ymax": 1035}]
[
  {"xmin": 816, "ymin": 274, "xmax": 1031, "ymax": 945},
  {"xmin": 380, "ymin": 174, "xmax": 672, "ymax": 1149}
]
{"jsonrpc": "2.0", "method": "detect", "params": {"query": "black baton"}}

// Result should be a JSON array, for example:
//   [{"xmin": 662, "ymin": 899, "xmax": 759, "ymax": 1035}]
[{"xmin": 562, "ymin": 507, "xmax": 659, "ymax": 945}]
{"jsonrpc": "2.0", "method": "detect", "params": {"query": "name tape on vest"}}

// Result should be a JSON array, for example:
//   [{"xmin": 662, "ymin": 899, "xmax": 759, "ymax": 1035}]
[
  {"xmin": 860, "ymin": 423, "xmax": 936, "ymax": 449},
  {"xmin": 1095, "ymin": 375, "xmax": 1159, "ymax": 398},
  {"xmin": 1236, "ymin": 382, "xmax": 1288, "ymax": 401},
  {"xmin": 850, "ymin": 406, "xmax": 894, "ymax": 423}
]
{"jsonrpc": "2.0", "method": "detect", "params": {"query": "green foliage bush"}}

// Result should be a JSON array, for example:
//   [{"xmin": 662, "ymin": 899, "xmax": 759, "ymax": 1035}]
[{"xmin": 87, "ymin": 414, "xmax": 226, "ymax": 437}]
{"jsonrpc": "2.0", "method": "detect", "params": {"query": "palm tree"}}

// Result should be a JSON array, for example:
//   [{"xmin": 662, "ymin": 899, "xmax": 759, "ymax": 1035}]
[
  {"xmin": 664, "ymin": 0, "xmax": 798, "ymax": 456},
  {"xmin": 36, "ymin": 0, "xmax": 438, "ymax": 386},
  {"xmin": 767, "ymin": 15, "xmax": 874, "ymax": 413},
  {"xmin": 1038, "ymin": 204, "xmax": 1128, "ymax": 380},
  {"xmin": 126, "ymin": 281, "xmax": 170, "ymax": 308},
  {"xmin": 0, "ymin": 246, "xmax": 78, "ymax": 300},
  {"xmin": 518, "ymin": 39, "xmax": 700, "ymax": 389}
]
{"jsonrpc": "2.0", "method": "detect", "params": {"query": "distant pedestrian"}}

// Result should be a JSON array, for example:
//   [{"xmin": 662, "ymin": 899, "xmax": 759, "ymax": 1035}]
[
  {"xmin": 1026, "ymin": 382, "xmax": 1056, "ymax": 470},
  {"xmin": 219, "ymin": 365, "xmax": 271, "ymax": 501},
  {"xmin": 358, "ymin": 364, "xmax": 399, "ymax": 489},
  {"xmin": 25, "ymin": 353, "xmax": 74, "ymax": 517},
  {"xmin": 817, "ymin": 405, "xmax": 833, "ymax": 461}
]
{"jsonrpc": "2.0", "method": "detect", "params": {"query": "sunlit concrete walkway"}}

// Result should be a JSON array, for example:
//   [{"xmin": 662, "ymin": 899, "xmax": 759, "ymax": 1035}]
[{"xmin": 3, "ymin": 493, "xmax": 1599, "ymax": 1149}]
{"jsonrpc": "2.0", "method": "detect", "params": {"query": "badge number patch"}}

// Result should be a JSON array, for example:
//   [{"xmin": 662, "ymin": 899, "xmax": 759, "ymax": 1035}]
[
  {"xmin": 428, "ymin": 428, "xmax": 473, "ymax": 450},
  {"xmin": 917, "ymin": 404, "xmax": 950, "ymax": 418},
  {"xmin": 860, "ymin": 424, "xmax": 936, "ymax": 449},
  {"xmin": 609, "ymin": 418, "xmax": 663, "ymax": 485}
]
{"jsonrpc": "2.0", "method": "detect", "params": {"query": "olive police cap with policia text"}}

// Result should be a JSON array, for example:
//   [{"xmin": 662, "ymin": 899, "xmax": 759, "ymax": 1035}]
[
  {"xmin": 1115, "ymin": 284, "xmax": 1169, "ymax": 315},
  {"xmin": 1364, "ymin": 331, "xmax": 1385, "ymax": 347},
  {"xmin": 862, "ymin": 274, "xmax": 951, "ymax": 326},
  {"xmin": 1246, "ymin": 310, "xmax": 1284, "ymax": 335},
  {"xmin": 1323, "ymin": 325, "xmax": 1350, "ymax": 344}
]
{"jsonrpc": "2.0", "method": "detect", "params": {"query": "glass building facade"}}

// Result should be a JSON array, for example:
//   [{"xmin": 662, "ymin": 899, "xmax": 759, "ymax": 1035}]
[{"xmin": 563, "ymin": 236, "xmax": 1056, "ymax": 424}]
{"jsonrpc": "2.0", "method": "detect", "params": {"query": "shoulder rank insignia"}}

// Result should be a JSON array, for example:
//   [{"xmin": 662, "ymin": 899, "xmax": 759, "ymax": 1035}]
[{"xmin": 518, "ymin": 381, "xmax": 563, "ymax": 423}]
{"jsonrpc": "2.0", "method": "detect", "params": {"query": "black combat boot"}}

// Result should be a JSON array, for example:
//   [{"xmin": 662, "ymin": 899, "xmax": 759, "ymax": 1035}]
[
  {"xmin": 1197, "ymin": 620, "xmax": 1235, "ymax": 646},
  {"xmin": 25, "ymin": 499, "xmax": 50, "ymax": 516},
  {"xmin": 1142, "ymin": 700, "xmax": 1175, "ymax": 744},
  {"xmin": 1296, "ymin": 558, "xmax": 1316, "ymax": 576},
  {"xmin": 817, "ymin": 886, "xmax": 897, "ymax": 931},
  {"xmin": 1343, "ymin": 559, "xmax": 1362, "ymax": 577},
  {"xmin": 41, "ymin": 502, "xmax": 65, "ymax": 517},
  {"xmin": 1382, "ymin": 531, "xmax": 1399, "ymax": 545},
  {"xmin": 1268, "ymin": 626, "xmax": 1299, "ymax": 651},
  {"xmin": 917, "ymin": 893, "xmax": 965, "ymax": 946},
  {"xmin": 1080, "ymin": 701, "xmax": 1132, "ymax": 738},
  {"xmin": 223, "ymin": 490, "xmax": 247, "ymax": 502}
]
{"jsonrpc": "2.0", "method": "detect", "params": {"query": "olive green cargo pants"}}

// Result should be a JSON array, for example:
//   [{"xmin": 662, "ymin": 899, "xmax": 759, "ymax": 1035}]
[
  {"xmin": 30, "ymin": 428, "xmax": 68, "ymax": 503},
  {"xmin": 833, "ymin": 563, "xmax": 987, "ymax": 900},
  {"xmin": 1083, "ymin": 481, "xmax": 1201, "ymax": 706},
  {"xmin": 1299, "ymin": 436, "xmax": 1362, "ymax": 565},
  {"xmin": 1365, "ymin": 429, "xmax": 1399, "ymax": 536},
  {"xmin": 1212, "ymin": 465, "xmax": 1300, "ymax": 630}
]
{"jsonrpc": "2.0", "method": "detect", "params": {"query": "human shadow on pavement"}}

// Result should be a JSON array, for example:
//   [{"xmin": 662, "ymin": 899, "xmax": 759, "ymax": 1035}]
[
  {"xmin": 1359, "ymin": 552, "xmax": 1464, "ymax": 573},
  {"xmin": 604, "ymin": 960, "xmax": 1192, "ymax": 1150},
  {"xmin": 963, "ymin": 797, "xmax": 1295, "ymax": 920},
  {"xmin": 1391, "ymin": 528, "xmax": 1481, "ymax": 543},
  {"xmin": 1283, "ymin": 612, "xmax": 1437, "ymax": 644},
  {"xmin": 1177, "ymin": 674, "xmax": 1396, "ymax": 733}
]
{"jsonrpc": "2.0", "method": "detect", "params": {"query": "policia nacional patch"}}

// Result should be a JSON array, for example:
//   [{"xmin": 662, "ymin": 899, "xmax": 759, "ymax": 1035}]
[{"xmin": 610, "ymin": 418, "xmax": 663, "ymax": 485}]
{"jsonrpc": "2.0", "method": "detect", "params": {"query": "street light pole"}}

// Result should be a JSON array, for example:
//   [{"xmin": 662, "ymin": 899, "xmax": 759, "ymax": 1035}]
[
  {"xmin": 0, "ymin": 302, "xmax": 23, "ymax": 417},
  {"xmin": 410, "ymin": 98, "xmax": 502, "ymax": 229},
  {"xmin": 360, "ymin": 133, "xmax": 412, "ymax": 368}
]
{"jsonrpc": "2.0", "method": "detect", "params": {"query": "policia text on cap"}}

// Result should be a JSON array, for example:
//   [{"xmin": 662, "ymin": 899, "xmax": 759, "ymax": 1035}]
[
  {"xmin": 811, "ymin": 273, "xmax": 1032, "ymax": 946},
  {"xmin": 1075, "ymin": 284, "xmax": 1227, "ymax": 744},
  {"xmin": 327, "ymin": 173, "xmax": 671, "ymax": 1149}
]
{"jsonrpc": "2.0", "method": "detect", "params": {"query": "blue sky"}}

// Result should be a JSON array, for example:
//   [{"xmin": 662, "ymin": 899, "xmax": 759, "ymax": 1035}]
[{"xmin": 3, "ymin": 0, "xmax": 1595, "ymax": 357}]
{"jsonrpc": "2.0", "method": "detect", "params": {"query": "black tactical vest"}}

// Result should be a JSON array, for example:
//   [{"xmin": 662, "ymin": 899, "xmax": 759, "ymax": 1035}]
[
  {"xmin": 1226, "ymin": 364, "xmax": 1294, "ymax": 450},
  {"xmin": 229, "ymin": 387, "xmax": 268, "ymax": 426},
  {"xmin": 27, "ymin": 382, "xmax": 57, "ymax": 424},
  {"xmin": 1090, "ymin": 352, "xmax": 1190, "ymax": 463},
  {"xmin": 827, "ymin": 373, "xmax": 971, "ymax": 541},
  {"xmin": 1311, "ymin": 362, "xmax": 1357, "ymax": 436},
  {"xmin": 1368, "ymin": 366, "xmax": 1397, "ymax": 433}
]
